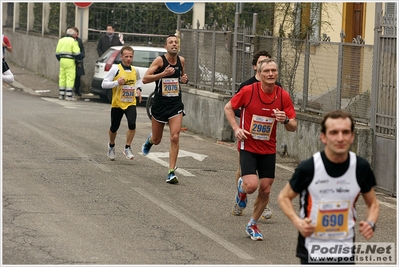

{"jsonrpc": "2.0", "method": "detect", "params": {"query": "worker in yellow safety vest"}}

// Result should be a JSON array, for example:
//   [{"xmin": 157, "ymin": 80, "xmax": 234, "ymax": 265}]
[{"xmin": 55, "ymin": 28, "xmax": 81, "ymax": 101}]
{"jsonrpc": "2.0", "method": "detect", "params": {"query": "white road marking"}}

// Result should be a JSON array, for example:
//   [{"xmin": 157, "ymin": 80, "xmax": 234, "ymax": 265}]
[
  {"xmin": 133, "ymin": 187, "xmax": 254, "ymax": 260},
  {"xmin": 142, "ymin": 150, "xmax": 208, "ymax": 177}
]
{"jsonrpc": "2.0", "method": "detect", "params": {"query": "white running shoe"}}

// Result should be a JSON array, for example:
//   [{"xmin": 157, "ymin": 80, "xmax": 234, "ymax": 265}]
[
  {"xmin": 261, "ymin": 204, "xmax": 272, "ymax": 220},
  {"xmin": 107, "ymin": 144, "xmax": 116, "ymax": 161},
  {"xmin": 232, "ymin": 203, "xmax": 244, "ymax": 216},
  {"xmin": 123, "ymin": 147, "xmax": 135, "ymax": 160}
]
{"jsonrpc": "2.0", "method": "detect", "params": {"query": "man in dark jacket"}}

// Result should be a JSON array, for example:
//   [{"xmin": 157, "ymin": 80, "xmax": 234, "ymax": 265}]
[
  {"xmin": 72, "ymin": 27, "xmax": 85, "ymax": 97},
  {"xmin": 97, "ymin": 24, "xmax": 124, "ymax": 57}
]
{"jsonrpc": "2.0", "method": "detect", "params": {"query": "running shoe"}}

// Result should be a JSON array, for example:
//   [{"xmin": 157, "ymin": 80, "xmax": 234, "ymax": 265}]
[
  {"xmin": 232, "ymin": 203, "xmax": 244, "ymax": 216},
  {"xmin": 235, "ymin": 177, "xmax": 247, "ymax": 208},
  {"xmin": 166, "ymin": 171, "xmax": 179, "ymax": 184},
  {"xmin": 107, "ymin": 144, "xmax": 116, "ymax": 161},
  {"xmin": 59, "ymin": 95, "xmax": 64, "ymax": 100},
  {"xmin": 123, "ymin": 147, "xmax": 135, "ymax": 160},
  {"xmin": 246, "ymin": 224, "xmax": 263, "ymax": 241},
  {"xmin": 141, "ymin": 133, "xmax": 153, "ymax": 156},
  {"xmin": 232, "ymin": 177, "xmax": 247, "ymax": 216},
  {"xmin": 261, "ymin": 204, "xmax": 273, "ymax": 220}
]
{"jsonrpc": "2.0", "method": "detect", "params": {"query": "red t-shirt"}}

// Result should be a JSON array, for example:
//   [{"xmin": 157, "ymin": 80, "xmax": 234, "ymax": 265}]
[{"xmin": 230, "ymin": 82, "xmax": 296, "ymax": 154}]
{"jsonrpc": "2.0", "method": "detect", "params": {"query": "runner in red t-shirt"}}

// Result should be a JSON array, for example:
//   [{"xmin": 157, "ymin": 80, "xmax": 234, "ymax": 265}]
[{"xmin": 224, "ymin": 58, "xmax": 297, "ymax": 241}]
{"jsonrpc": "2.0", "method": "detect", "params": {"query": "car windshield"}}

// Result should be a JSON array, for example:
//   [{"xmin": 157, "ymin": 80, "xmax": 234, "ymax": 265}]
[{"xmin": 114, "ymin": 50, "xmax": 164, "ymax": 68}]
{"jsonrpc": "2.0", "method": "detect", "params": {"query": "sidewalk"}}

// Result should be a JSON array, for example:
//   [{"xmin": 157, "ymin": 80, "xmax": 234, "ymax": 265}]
[{"xmin": 4, "ymin": 61, "xmax": 96, "ymax": 100}]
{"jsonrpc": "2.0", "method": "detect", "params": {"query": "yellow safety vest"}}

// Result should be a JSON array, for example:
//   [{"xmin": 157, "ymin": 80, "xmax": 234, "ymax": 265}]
[{"xmin": 55, "ymin": 36, "xmax": 81, "ymax": 59}]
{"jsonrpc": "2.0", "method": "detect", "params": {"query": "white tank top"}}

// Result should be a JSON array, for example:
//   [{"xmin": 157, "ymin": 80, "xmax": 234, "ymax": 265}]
[{"xmin": 303, "ymin": 151, "xmax": 360, "ymax": 256}]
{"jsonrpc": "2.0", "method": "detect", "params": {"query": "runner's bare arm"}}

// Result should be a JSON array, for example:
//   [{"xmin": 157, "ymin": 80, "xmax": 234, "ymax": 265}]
[
  {"xmin": 278, "ymin": 182, "xmax": 315, "ymax": 237},
  {"xmin": 142, "ymin": 57, "xmax": 166, "ymax": 84}
]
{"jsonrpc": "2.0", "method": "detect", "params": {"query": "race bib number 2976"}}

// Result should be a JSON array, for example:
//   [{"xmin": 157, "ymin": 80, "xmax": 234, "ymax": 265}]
[{"xmin": 161, "ymin": 78, "xmax": 179, "ymax": 97}]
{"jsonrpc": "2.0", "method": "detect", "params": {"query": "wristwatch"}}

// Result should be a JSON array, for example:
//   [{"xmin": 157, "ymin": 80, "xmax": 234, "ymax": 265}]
[
  {"xmin": 283, "ymin": 116, "xmax": 289, "ymax": 124},
  {"xmin": 367, "ymin": 221, "xmax": 376, "ymax": 231}
]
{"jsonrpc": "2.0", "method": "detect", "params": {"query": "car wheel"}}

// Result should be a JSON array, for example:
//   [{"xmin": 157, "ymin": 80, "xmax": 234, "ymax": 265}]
[{"xmin": 146, "ymin": 91, "xmax": 155, "ymax": 120}]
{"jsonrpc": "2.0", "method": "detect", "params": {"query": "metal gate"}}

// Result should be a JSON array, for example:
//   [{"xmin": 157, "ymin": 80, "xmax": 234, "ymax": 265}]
[
  {"xmin": 233, "ymin": 21, "xmax": 254, "ymax": 92},
  {"xmin": 371, "ymin": 3, "xmax": 397, "ymax": 195}
]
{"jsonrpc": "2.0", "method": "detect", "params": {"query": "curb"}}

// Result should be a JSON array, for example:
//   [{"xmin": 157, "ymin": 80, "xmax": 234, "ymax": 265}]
[{"xmin": 8, "ymin": 80, "xmax": 40, "ymax": 96}]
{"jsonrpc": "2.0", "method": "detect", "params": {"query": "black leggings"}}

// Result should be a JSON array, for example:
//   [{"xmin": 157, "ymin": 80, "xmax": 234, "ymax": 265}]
[{"xmin": 110, "ymin": 105, "xmax": 137, "ymax": 133}]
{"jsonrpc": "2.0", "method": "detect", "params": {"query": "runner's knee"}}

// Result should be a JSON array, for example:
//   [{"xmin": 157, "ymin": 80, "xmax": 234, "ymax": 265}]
[
  {"xmin": 170, "ymin": 132, "xmax": 180, "ymax": 144},
  {"xmin": 128, "ymin": 122, "xmax": 136, "ymax": 130}
]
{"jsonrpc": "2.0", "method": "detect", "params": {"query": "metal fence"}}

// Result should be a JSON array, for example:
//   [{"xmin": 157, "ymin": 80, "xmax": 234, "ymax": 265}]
[
  {"xmin": 370, "ymin": 3, "xmax": 397, "ymax": 195},
  {"xmin": 180, "ymin": 29, "xmax": 234, "ymax": 94},
  {"xmin": 372, "ymin": 12, "xmax": 397, "ymax": 137},
  {"xmin": 179, "ymin": 28, "xmax": 375, "ymax": 124}
]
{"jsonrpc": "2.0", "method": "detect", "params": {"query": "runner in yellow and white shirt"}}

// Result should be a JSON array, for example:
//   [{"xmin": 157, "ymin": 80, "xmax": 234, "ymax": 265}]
[{"xmin": 101, "ymin": 46, "xmax": 142, "ymax": 161}]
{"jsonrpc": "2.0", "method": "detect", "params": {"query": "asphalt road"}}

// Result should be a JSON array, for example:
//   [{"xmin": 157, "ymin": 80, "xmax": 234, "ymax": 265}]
[{"xmin": 2, "ymin": 80, "xmax": 397, "ymax": 266}]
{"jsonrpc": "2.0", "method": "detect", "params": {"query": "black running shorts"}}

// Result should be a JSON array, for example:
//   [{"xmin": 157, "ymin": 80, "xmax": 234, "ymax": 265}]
[
  {"xmin": 151, "ymin": 101, "xmax": 185, "ymax": 123},
  {"xmin": 239, "ymin": 150, "xmax": 276, "ymax": 178}
]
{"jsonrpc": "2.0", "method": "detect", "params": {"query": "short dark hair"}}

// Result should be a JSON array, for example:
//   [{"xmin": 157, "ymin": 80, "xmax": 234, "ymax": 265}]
[
  {"xmin": 71, "ymin": 26, "xmax": 79, "ymax": 33},
  {"xmin": 121, "ymin": 46, "xmax": 134, "ymax": 55},
  {"xmin": 321, "ymin": 110, "xmax": 355, "ymax": 134},
  {"xmin": 252, "ymin": 50, "xmax": 272, "ymax": 66},
  {"xmin": 165, "ymin": 34, "xmax": 177, "ymax": 44}
]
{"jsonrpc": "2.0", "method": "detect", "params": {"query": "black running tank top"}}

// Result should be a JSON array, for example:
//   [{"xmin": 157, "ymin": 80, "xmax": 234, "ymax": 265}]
[{"xmin": 153, "ymin": 55, "xmax": 183, "ymax": 105}]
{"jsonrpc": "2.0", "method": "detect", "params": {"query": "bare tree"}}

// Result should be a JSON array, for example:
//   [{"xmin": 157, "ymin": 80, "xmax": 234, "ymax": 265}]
[{"xmin": 273, "ymin": 3, "xmax": 338, "ymax": 98}]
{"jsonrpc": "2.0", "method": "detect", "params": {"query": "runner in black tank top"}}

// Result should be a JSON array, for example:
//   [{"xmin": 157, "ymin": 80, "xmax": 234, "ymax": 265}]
[
  {"xmin": 141, "ymin": 34, "xmax": 189, "ymax": 184},
  {"xmin": 152, "ymin": 54, "xmax": 183, "ymax": 106}
]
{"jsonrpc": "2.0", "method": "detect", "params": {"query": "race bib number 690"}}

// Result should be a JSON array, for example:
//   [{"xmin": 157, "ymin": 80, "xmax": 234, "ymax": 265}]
[{"xmin": 315, "ymin": 201, "xmax": 349, "ymax": 238}]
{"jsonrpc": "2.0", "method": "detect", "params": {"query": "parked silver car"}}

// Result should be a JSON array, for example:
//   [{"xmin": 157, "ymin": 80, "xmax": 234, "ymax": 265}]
[{"xmin": 90, "ymin": 46, "xmax": 166, "ymax": 103}]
